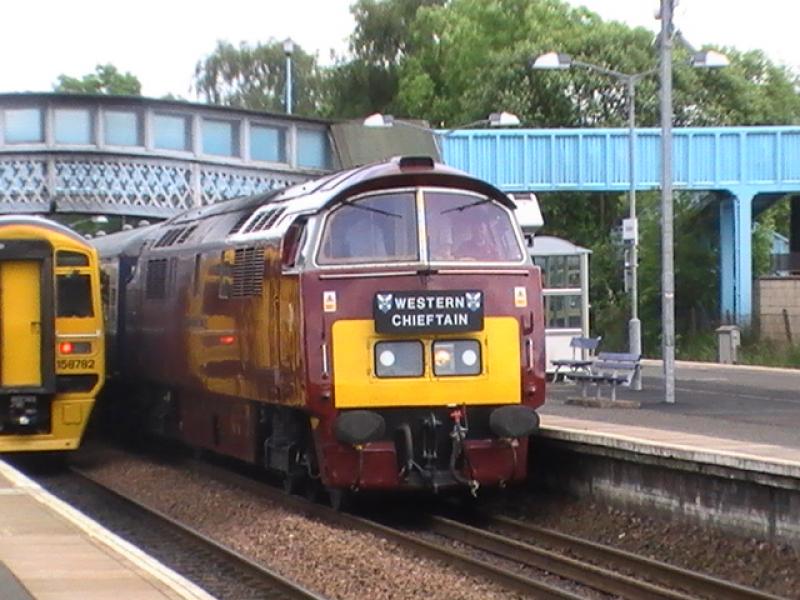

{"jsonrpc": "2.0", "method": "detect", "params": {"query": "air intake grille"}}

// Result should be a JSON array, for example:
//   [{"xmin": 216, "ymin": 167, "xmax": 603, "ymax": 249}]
[{"xmin": 231, "ymin": 247, "xmax": 265, "ymax": 297}]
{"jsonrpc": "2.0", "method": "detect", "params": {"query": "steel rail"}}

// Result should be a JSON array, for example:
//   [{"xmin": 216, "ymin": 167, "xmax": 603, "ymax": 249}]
[
  {"xmin": 488, "ymin": 514, "xmax": 785, "ymax": 600},
  {"xmin": 430, "ymin": 515, "xmax": 694, "ymax": 600},
  {"xmin": 70, "ymin": 467, "xmax": 326, "ymax": 600},
  {"xmin": 187, "ymin": 460, "xmax": 585, "ymax": 599}
]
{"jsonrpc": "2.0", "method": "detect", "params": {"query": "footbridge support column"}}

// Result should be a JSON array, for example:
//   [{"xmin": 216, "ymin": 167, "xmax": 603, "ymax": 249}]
[{"xmin": 719, "ymin": 189, "xmax": 756, "ymax": 325}]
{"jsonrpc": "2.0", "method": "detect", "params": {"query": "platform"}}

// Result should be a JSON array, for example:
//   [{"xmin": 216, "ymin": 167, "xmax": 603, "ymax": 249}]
[
  {"xmin": 0, "ymin": 459, "xmax": 213, "ymax": 600},
  {"xmin": 543, "ymin": 358, "xmax": 800, "ymax": 458}
]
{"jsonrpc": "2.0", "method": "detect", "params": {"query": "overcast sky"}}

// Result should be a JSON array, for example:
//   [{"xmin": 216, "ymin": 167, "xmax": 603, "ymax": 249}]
[{"xmin": 2, "ymin": 0, "xmax": 798, "ymax": 99}]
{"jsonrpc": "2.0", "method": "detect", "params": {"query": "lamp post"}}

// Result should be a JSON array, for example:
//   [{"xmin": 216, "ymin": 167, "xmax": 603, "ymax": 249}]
[
  {"xmin": 532, "ymin": 52, "xmax": 655, "ymax": 390},
  {"xmin": 534, "ymin": 44, "xmax": 728, "ymax": 398},
  {"xmin": 283, "ymin": 38, "xmax": 295, "ymax": 115}
]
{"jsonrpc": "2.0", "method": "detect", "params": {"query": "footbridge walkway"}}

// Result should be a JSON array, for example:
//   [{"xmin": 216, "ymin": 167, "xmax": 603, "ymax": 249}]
[{"xmin": 442, "ymin": 126, "xmax": 800, "ymax": 322}]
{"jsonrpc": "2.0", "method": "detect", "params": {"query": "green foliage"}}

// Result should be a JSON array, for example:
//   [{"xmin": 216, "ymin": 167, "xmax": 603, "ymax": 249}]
[
  {"xmin": 54, "ymin": 64, "xmax": 141, "ymax": 96},
  {"xmin": 193, "ymin": 40, "xmax": 325, "ymax": 114}
]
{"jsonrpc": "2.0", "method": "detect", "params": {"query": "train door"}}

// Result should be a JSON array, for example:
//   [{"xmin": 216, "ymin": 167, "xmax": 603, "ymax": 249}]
[
  {"xmin": 277, "ymin": 219, "xmax": 307, "ymax": 406},
  {"xmin": 0, "ymin": 240, "xmax": 55, "ymax": 392}
]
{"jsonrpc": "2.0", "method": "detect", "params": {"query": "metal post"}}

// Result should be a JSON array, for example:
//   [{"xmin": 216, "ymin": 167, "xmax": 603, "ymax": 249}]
[
  {"xmin": 285, "ymin": 53, "xmax": 293, "ymax": 115},
  {"xmin": 659, "ymin": 0, "xmax": 676, "ymax": 403},
  {"xmin": 627, "ymin": 76, "xmax": 642, "ymax": 390}
]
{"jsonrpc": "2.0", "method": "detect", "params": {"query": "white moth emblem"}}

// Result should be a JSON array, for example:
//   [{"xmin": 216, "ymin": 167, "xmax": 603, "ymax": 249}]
[
  {"xmin": 466, "ymin": 292, "xmax": 482, "ymax": 311},
  {"xmin": 377, "ymin": 294, "xmax": 393, "ymax": 313}
]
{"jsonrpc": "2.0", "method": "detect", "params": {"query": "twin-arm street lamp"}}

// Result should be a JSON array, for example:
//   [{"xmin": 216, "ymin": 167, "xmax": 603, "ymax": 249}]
[
  {"xmin": 363, "ymin": 111, "xmax": 521, "ymax": 157},
  {"xmin": 532, "ymin": 41, "xmax": 728, "ymax": 398}
]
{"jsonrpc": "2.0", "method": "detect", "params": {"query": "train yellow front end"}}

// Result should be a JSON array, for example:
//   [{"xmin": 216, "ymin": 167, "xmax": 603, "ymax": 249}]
[{"xmin": 0, "ymin": 217, "xmax": 104, "ymax": 452}]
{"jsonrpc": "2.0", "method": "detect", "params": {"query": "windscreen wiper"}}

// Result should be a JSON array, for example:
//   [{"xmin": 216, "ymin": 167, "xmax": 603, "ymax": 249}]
[
  {"xmin": 348, "ymin": 202, "xmax": 401, "ymax": 218},
  {"xmin": 440, "ymin": 198, "xmax": 492, "ymax": 215}
]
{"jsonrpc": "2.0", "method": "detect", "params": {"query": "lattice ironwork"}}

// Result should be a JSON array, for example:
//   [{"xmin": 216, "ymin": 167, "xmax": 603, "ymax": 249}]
[
  {"xmin": 200, "ymin": 168, "xmax": 304, "ymax": 206},
  {"xmin": 0, "ymin": 154, "xmax": 314, "ymax": 217},
  {"xmin": 0, "ymin": 158, "xmax": 50, "ymax": 212}
]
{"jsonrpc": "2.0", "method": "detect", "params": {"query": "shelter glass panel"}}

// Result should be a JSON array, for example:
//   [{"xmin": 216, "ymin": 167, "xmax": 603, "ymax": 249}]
[
  {"xmin": 203, "ymin": 119, "xmax": 238, "ymax": 157},
  {"xmin": 54, "ymin": 109, "xmax": 93, "ymax": 144},
  {"xmin": 544, "ymin": 294, "xmax": 582, "ymax": 329},
  {"xmin": 533, "ymin": 255, "xmax": 581, "ymax": 289},
  {"xmin": 318, "ymin": 192, "xmax": 418, "ymax": 264},
  {"xmin": 154, "ymin": 114, "xmax": 190, "ymax": 151},
  {"xmin": 297, "ymin": 129, "xmax": 330, "ymax": 169},
  {"xmin": 425, "ymin": 192, "xmax": 524, "ymax": 263},
  {"xmin": 5, "ymin": 108, "xmax": 43, "ymax": 143},
  {"xmin": 104, "ymin": 110, "xmax": 141, "ymax": 146},
  {"xmin": 250, "ymin": 124, "xmax": 286, "ymax": 162}
]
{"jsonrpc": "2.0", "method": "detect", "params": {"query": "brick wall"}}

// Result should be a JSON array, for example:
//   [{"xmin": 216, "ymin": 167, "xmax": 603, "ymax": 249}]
[{"xmin": 755, "ymin": 277, "xmax": 800, "ymax": 343}]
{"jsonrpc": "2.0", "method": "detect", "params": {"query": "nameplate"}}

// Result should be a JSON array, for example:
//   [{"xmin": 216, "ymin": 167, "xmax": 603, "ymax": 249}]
[{"xmin": 373, "ymin": 290, "xmax": 483, "ymax": 334}]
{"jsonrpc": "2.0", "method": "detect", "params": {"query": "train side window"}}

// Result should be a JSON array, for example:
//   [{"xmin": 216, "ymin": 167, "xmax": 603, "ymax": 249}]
[
  {"xmin": 282, "ymin": 219, "xmax": 307, "ymax": 269},
  {"xmin": 57, "ymin": 251, "xmax": 90, "ymax": 267},
  {"xmin": 193, "ymin": 254, "xmax": 202, "ymax": 296},
  {"xmin": 57, "ymin": 273, "xmax": 94, "ymax": 318}
]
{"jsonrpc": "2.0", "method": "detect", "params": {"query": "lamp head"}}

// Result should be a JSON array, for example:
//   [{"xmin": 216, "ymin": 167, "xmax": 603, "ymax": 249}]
[
  {"xmin": 532, "ymin": 52, "xmax": 572, "ymax": 70},
  {"xmin": 283, "ymin": 38, "xmax": 295, "ymax": 56},
  {"xmin": 691, "ymin": 50, "xmax": 730, "ymax": 68},
  {"xmin": 363, "ymin": 113, "xmax": 394, "ymax": 128},
  {"xmin": 488, "ymin": 112, "xmax": 521, "ymax": 127}
]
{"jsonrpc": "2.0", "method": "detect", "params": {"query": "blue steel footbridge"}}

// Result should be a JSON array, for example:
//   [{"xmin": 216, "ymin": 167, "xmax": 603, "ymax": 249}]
[
  {"xmin": 441, "ymin": 127, "xmax": 800, "ymax": 323},
  {"xmin": 1, "ymin": 93, "xmax": 798, "ymax": 323}
]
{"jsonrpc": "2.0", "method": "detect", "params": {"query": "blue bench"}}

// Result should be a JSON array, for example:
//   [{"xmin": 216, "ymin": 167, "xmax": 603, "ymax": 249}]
[
  {"xmin": 551, "ymin": 336, "xmax": 602, "ymax": 382},
  {"xmin": 564, "ymin": 351, "xmax": 641, "ymax": 402}
]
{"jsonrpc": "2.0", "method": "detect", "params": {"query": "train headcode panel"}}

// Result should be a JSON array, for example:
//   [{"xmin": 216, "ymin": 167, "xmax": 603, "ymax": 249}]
[{"xmin": 91, "ymin": 156, "xmax": 545, "ymax": 506}]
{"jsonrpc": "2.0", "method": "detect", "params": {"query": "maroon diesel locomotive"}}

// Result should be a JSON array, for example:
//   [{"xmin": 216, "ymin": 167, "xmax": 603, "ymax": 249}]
[{"xmin": 94, "ymin": 156, "xmax": 545, "ymax": 503}]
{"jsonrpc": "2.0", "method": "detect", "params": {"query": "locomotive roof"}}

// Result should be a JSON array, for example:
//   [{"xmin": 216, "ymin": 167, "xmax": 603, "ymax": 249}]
[
  {"xmin": 0, "ymin": 215, "xmax": 89, "ymax": 245},
  {"xmin": 168, "ymin": 156, "xmax": 513, "ymax": 226},
  {"xmin": 91, "ymin": 224, "xmax": 160, "ymax": 257}
]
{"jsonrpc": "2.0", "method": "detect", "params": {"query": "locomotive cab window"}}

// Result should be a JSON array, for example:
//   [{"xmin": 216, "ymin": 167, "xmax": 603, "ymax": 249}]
[
  {"xmin": 318, "ymin": 192, "xmax": 418, "ymax": 265},
  {"xmin": 425, "ymin": 192, "xmax": 524, "ymax": 263},
  {"xmin": 57, "ymin": 272, "xmax": 94, "ymax": 318}
]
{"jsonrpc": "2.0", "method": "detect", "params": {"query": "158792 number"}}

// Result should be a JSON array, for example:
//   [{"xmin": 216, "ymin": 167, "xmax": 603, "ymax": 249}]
[{"xmin": 57, "ymin": 358, "xmax": 95, "ymax": 370}]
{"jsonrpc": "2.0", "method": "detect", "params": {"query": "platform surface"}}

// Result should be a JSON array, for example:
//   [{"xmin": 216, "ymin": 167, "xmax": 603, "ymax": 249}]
[
  {"xmin": 0, "ymin": 460, "xmax": 214, "ymax": 600},
  {"xmin": 542, "ymin": 360, "xmax": 800, "ymax": 474}
]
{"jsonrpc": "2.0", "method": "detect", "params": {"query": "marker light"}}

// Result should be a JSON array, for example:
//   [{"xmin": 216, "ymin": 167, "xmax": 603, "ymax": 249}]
[
  {"xmin": 461, "ymin": 349, "xmax": 478, "ymax": 367},
  {"xmin": 60, "ymin": 342, "xmax": 74, "ymax": 354},
  {"xmin": 434, "ymin": 348, "xmax": 453, "ymax": 368},
  {"xmin": 58, "ymin": 341, "xmax": 91, "ymax": 354},
  {"xmin": 219, "ymin": 335, "xmax": 236, "ymax": 345},
  {"xmin": 379, "ymin": 350, "xmax": 396, "ymax": 367}
]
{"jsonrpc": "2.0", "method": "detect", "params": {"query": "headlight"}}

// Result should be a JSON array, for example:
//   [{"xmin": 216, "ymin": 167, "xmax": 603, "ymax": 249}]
[
  {"xmin": 374, "ymin": 341, "xmax": 423, "ymax": 377},
  {"xmin": 433, "ymin": 340, "xmax": 481, "ymax": 376}
]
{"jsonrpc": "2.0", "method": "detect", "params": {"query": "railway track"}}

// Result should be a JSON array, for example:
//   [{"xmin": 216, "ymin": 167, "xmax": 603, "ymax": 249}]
[
  {"xmin": 186, "ymin": 458, "xmax": 786, "ymax": 600},
  {"xmin": 429, "ymin": 513, "xmax": 785, "ymax": 600},
  {"xmin": 44, "ymin": 466, "xmax": 326, "ymax": 600},
  {"xmin": 58, "ymin": 447, "xmax": 787, "ymax": 600}
]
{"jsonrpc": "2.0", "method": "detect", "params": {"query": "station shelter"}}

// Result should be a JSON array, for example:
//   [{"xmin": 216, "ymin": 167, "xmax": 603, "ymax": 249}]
[{"xmin": 529, "ymin": 236, "xmax": 592, "ymax": 373}]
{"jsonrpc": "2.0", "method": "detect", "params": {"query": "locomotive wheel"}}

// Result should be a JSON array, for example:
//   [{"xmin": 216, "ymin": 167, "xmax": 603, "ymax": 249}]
[
  {"xmin": 282, "ymin": 469, "xmax": 305, "ymax": 495},
  {"xmin": 327, "ymin": 487, "xmax": 352, "ymax": 511}
]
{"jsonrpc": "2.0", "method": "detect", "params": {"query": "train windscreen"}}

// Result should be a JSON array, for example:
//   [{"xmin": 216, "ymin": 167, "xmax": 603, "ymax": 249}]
[
  {"xmin": 425, "ymin": 192, "xmax": 524, "ymax": 262},
  {"xmin": 318, "ymin": 192, "xmax": 418, "ymax": 264}
]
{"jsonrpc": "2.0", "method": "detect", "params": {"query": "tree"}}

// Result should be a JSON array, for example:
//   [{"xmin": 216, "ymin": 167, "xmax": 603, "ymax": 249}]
[
  {"xmin": 54, "ymin": 64, "xmax": 141, "ymax": 95},
  {"xmin": 193, "ymin": 40, "xmax": 324, "ymax": 114},
  {"xmin": 324, "ymin": 0, "xmax": 446, "ymax": 118}
]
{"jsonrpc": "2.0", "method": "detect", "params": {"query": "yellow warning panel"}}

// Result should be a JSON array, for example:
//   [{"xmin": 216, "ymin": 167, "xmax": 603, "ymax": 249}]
[{"xmin": 1, "ymin": 261, "xmax": 42, "ymax": 387}]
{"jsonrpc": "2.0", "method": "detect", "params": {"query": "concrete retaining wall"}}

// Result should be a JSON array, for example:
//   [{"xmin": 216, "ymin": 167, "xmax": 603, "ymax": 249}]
[{"xmin": 530, "ymin": 437, "xmax": 800, "ymax": 548}]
